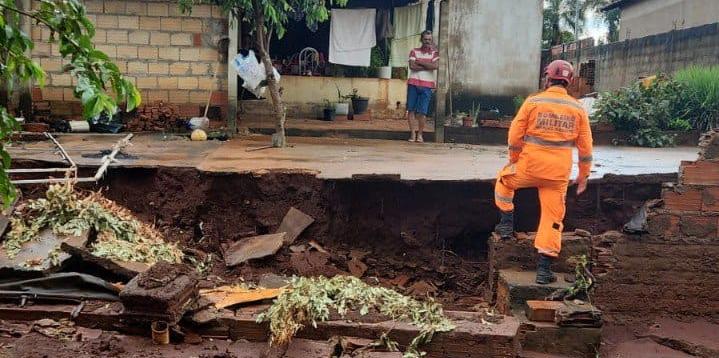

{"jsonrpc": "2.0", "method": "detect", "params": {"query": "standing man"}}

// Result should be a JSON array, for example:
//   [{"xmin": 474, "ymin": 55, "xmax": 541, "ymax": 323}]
[
  {"xmin": 407, "ymin": 30, "xmax": 439, "ymax": 143},
  {"xmin": 493, "ymin": 60, "xmax": 593, "ymax": 284}
]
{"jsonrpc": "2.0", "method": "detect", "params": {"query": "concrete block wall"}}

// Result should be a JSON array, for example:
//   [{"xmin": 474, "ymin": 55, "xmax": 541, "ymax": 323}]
[
  {"xmin": 591, "ymin": 131, "xmax": 719, "ymax": 319},
  {"xmin": 31, "ymin": 0, "xmax": 228, "ymax": 117},
  {"xmin": 553, "ymin": 23, "xmax": 719, "ymax": 91}
]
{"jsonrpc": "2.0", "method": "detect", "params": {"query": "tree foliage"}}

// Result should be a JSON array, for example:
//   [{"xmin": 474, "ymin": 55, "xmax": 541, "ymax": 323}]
[
  {"xmin": 542, "ymin": 0, "xmax": 611, "ymax": 48},
  {"xmin": 0, "ymin": 0, "xmax": 139, "ymax": 206}
]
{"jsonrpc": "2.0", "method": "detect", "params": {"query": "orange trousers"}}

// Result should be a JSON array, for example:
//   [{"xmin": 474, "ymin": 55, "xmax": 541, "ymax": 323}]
[{"xmin": 494, "ymin": 164, "xmax": 568, "ymax": 257}]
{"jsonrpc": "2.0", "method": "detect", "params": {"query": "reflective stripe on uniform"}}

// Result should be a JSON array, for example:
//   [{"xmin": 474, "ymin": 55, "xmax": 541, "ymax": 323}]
[
  {"xmin": 528, "ymin": 96, "xmax": 584, "ymax": 111},
  {"xmin": 524, "ymin": 135, "xmax": 575, "ymax": 148},
  {"xmin": 509, "ymin": 145, "xmax": 522, "ymax": 152},
  {"xmin": 579, "ymin": 155, "xmax": 593, "ymax": 163},
  {"xmin": 495, "ymin": 193, "xmax": 514, "ymax": 204}
]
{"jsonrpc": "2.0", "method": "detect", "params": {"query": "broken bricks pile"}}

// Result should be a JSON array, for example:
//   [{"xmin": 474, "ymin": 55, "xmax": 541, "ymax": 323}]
[
  {"xmin": 125, "ymin": 101, "xmax": 182, "ymax": 132},
  {"xmin": 591, "ymin": 129, "xmax": 719, "ymax": 319}
]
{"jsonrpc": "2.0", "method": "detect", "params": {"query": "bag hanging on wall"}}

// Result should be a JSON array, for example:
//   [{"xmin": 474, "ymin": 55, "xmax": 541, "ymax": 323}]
[{"xmin": 232, "ymin": 50, "xmax": 281, "ymax": 98}]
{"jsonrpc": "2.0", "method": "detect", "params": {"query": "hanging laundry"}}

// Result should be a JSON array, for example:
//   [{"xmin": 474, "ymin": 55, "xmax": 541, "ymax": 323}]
[
  {"xmin": 329, "ymin": 8, "xmax": 377, "ymax": 67},
  {"xmin": 376, "ymin": 8, "xmax": 394, "ymax": 41},
  {"xmin": 390, "ymin": 0, "xmax": 429, "ymax": 67}
]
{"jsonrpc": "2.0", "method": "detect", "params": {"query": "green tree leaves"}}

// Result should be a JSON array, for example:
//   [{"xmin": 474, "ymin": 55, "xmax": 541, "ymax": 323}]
[{"xmin": 0, "ymin": 0, "xmax": 140, "ymax": 206}]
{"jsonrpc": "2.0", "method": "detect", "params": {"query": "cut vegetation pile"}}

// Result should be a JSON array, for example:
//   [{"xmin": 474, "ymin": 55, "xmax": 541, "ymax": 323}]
[
  {"xmin": 4, "ymin": 182, "xmax": 183, "ymax": 265},
  {"xmin": 257, "ymin": 275, "xmax": 455, "ymax": 358}
]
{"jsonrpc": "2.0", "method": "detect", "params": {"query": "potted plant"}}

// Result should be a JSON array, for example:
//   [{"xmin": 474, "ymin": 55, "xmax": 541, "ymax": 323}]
[
  {"xmin": 322, "ymin": 99, "xmax": 336, "ymax": 121},
  {"xmin": 373, "ymin": 43, "xmax": 391, "ymax": 79},
  {"xmin": 347, "ymin": 88, "xmax": 369, "ymax": 115},
  {"xmin": 462, "ymin": 113, "xmax": 474, "ymax": 127},
  {"xmin": 334, "ymin": 85, "xmax": 350, "ymax": 116}
]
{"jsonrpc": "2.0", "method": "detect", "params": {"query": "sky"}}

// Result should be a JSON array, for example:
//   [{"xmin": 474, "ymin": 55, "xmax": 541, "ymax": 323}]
[{"xmin": 583, "ymin": 10, "xmax": 610, "ymax": 41}]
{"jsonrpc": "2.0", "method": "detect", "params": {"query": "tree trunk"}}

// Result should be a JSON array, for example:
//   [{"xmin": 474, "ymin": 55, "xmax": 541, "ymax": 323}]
[{"xmin": 253, "ymin": 0, "xmax": 286, "ymax": 147}]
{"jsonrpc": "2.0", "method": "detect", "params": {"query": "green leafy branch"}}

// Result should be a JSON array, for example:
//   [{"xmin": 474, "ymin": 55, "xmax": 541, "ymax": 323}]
[
  {"xmin": 0, "ymin": 0, "xmax": 140, "ymax": 206},
  {"xmin": 257, "ymin": 275, "xmax": 455, "ymax": 358}
]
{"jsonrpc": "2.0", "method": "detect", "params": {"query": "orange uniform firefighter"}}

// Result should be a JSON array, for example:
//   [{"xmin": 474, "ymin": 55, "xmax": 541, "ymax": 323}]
[{"xmin": 494, "ymin": 60, "xmax": 593, "ymax": 284}]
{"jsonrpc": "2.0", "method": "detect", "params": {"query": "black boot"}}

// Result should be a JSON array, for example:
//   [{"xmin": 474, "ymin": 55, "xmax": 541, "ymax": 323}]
[
  {"xmin": 494, "ymin": 211, "xmax": 514, "ymax": 239},
  {"xmin": 536, "ymin": 254, "xmax": 557, "ymax": 284}
]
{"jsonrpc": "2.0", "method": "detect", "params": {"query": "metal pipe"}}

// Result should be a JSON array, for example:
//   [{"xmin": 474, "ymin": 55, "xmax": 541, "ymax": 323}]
[
  {"xmin": 45, "ymin": 132, "xmax": 77, "ymax": 178},
  {"xmin": 10, "ymin": 133, "xmax": 134, "ymax": 185},
  {"xmin": 7, "ymin": 168, "xmax": 73, "ymax": 174},
  {"xmin": 10, "ymin": 178, "xmax": 83, "ymax": 185}
]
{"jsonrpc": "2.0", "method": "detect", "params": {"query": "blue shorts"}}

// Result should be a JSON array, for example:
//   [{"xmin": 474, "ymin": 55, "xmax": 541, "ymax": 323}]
[{"xmin": 407, "ymin": 84, "xmax": 433, "ymax": 116}]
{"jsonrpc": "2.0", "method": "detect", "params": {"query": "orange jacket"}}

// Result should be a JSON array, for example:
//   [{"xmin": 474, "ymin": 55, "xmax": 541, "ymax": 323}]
[{"xmin": 508, "ymin": 86, "xmax": 593, "ymax": 181}]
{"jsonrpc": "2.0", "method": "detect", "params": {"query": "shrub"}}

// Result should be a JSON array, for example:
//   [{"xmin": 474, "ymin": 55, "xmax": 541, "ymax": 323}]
[
  {"xmin": 674, "ymin": 65, "xmax": 719, "ymax": 131},
  {"xmin": 593, "ymin": 75, "xmax": 691, "ymax": 147}
]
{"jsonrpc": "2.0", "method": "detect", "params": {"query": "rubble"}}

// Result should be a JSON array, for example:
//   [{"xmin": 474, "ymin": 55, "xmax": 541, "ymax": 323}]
[
  {"xmin": 276, "ymin": 207, "xmax": 314, "ymax": 245},
  {"xmin": 555, "ymin": 301, "xmax": 602, "ymax": 328},
  {"xmin": 223, "ymin": 232, "xmax": 286, "ymax": 267},
  {"xmin": 60, "ymin": 235, "xmax": 149, "ymax": 281},
  {"xmin": 120, "ymin": 262, "xmax": 199, "ymax": 324},
  {"xmin": 3, "ymin": 183, "xmax": 183, "ymax": 267},
  {"xmin": 125, "ymin": 102, "xmax": 182, "ymax": 132},
  {"xmin": 0, "ymin": 229, "xmax": 86, "ymax": 272}
]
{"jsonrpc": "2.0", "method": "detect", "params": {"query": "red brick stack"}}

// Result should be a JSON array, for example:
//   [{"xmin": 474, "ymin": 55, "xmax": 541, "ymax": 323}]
[
  {"xmin": 126, "ymin": 101, "xmax": 181, "ymax": 132},
  {"xmin": 592, "ymin": 130, "xmax": 719, "ymax": 319}
]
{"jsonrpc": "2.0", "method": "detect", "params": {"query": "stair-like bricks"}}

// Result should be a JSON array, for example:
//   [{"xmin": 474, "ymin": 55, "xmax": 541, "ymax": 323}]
[{"xmin": 489, "ymin": 232, "xmax": 601, "ymax": 358}]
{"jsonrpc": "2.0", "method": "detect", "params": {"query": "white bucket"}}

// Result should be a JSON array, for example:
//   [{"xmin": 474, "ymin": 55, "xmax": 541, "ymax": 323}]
[
  {"xmin": 334, "ymin": 102, "xmax": 349, "ymax": 116},
  {"xmin": 378, "ymin": 66, "xmax": 392, "ymax": 79}
]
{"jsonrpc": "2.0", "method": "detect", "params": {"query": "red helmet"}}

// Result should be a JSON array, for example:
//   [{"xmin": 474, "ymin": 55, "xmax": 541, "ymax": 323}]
[{"xmin": 545, "ymin": 60, "xmax": 574, "ymax": 85}]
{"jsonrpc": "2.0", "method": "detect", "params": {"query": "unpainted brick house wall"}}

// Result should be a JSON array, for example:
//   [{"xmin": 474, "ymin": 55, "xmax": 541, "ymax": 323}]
[
  {"xmin": 31, "ymin": 0, "xmax": 228, "ymax": 117},
  {"xmin": 592, "ymin": 132, "xmax": 719, "ymax": 319},
  {"xmin": 552, "ymin": 22, "xmax": 719, "ymax": 91}
]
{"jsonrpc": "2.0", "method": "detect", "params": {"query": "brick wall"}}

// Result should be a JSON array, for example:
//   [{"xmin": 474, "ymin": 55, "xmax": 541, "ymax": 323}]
[
  {"xmin": 31, "ymin": 0, "xmax": 228, "ymax": 118},
  {"xmin": 551, "ymin": 22, "xmax": 719, "ymax": 91},
  {"xmin": 592, "ymin": 130, "xmax": 719, "ymax": 319}
]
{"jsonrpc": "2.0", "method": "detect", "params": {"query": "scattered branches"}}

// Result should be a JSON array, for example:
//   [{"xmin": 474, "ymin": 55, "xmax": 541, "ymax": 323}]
[
  {"xmin": 256, "ymin": 275, "xmax": 455, "ymax": 358},
  {"xmin": 5, "ymin": 182, "xmax": 182, "ymax": 265}
]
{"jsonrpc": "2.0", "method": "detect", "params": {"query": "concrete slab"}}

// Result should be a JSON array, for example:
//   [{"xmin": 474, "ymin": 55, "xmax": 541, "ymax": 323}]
[
  {"xmin": 8, "ymin": 134, "xmax": 697, "ymax": 181},
  {"xmin": 495, "ymin": 270, "xmax": 571, "ymax": 315}
]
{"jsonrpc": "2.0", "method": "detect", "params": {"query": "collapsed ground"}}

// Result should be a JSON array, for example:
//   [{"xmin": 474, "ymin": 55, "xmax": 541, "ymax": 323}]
[{"xmin": 14, "ymin": 162, "xmax": 671, "ymax": 309}]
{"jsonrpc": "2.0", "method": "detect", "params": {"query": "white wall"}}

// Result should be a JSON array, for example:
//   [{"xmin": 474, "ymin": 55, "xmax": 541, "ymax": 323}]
[
  {"xmin": 620, "ymin": 0, "xmax": 719, "ymax": 39},
  {"xmin": 446, "ymin": 0, "xmax": 543, "ymax": 97}
]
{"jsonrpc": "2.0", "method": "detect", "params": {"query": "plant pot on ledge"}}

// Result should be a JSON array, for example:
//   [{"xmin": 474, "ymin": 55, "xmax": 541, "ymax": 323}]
[
  {"xmin": 323, "ymin": 108, "xmax": 336, "ymax": 121},
  {"xmin": 462, "ymin": 116, "xmax": 474, "ymax": 127},
  {"xmin": 352, "ymin": 97, "xmax": 370, "ymax": 115}
]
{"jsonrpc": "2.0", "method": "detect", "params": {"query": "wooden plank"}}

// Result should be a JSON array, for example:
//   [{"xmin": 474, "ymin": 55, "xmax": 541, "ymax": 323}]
[
  {"xmin": 199, "ymin": 286, "xmax": 283, "ymax": 309},
  {"xmin": 276, "ymin": 207, "xmax": 314, "ymax": 245},
  {"xmin": 224, "ymin": 232, "xmax": 286, "ymax": 267}
]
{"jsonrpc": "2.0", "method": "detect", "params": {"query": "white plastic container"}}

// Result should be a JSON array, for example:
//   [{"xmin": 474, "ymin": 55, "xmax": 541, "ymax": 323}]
[
  {"xmin": 334, "ymin": 102, "xmax": 349, "ymax": 116},
  {"xmin": 378, "ymin": 66, "xmax": 392, "ymax": 79},
  {"xmin": 69, "ymin": 120, "xmax": 90, "ymax": 132}
]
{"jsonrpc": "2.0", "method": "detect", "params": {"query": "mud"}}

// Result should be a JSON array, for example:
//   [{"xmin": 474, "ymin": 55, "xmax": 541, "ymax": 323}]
[{"xmin": 12, "ymin": 164, "xmax": 671, "ymax": 307}]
